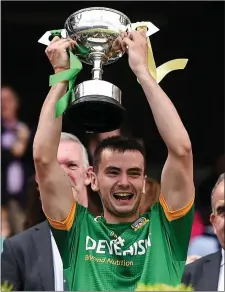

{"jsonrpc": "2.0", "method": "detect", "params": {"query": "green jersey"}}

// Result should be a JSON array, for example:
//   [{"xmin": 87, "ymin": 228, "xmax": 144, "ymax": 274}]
[{"xmin": 50, "ymin": 196, "xmax": 194, "ymax": 291}]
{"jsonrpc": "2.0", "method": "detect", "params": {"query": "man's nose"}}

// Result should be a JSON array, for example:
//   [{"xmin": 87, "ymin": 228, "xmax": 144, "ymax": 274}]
[{"xmin": 118, "ymin": 174, "xmax": 130, "ymax": 188}]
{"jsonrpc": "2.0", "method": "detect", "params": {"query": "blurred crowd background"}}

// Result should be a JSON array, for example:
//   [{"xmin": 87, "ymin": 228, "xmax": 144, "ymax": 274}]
[{"xmin": 1, "ymin": 1, "xmax": 224, "ymax": 259}]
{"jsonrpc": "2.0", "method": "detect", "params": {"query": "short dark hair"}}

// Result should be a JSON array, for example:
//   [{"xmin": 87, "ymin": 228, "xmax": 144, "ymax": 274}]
[{"xmin": 93, "ymin": 135, "xmax": 146, "ymax": 172}]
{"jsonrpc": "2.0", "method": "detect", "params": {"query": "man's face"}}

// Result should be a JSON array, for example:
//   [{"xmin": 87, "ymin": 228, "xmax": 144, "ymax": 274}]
[
  {"xmin": 91, "ymin": 149, "xmax": 145, "ymax": 220},
  {"xmin": 210, "ymin": 180, "xmax": 225, "ymax": 249},
  {"xmin": 1, "ymin": 87, "xmax": 18, "ymax": 121},
  {"xmin": 57, "ymin": 140, "xmax": 91, "ymax": 207}
]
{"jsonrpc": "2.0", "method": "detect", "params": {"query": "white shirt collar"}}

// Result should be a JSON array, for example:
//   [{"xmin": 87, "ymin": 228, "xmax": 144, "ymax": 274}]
[
  {"xmin": 221, "ymin": 249, "xmax": 224, "ymax": 266},
  {"xmin": 49, "ymin": 230, "xmax": 64, "ymax": 291}
]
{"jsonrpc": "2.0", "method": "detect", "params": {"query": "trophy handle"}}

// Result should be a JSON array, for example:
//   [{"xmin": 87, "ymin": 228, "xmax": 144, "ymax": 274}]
[
  {"xmin": 127, "ymin": 21, "xmax": 159, "ymax": 37},
  {"xmin": 38, "ymin": 29, "xmax": 67, "ymax": 46}
]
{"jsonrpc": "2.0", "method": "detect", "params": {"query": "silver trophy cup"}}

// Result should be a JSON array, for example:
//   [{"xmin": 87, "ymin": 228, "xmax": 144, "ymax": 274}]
[{"xmin": 64, "ymin": 7, "xmax": 132, "ymax": 132}]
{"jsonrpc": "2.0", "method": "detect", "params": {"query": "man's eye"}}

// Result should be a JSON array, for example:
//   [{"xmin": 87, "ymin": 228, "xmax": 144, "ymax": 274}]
[
  {"xmin": 218, "ymin": 212, "xmax": 225, "ymax": 218},
  {"xmin": 129, "ymin": 172, "xmax": 140, "ymax": 177},
  {"xmin": 108, "ymin": 171, "xmax": 119, "ymax": 175},
  {"xmin": 68, "ymin": 163, "xmax": 78, "ymax": 169},
  {"xmin": 216, "ymin": 207, "xmax": 225, "ymax": 216},
  {"xmin": 219, "ymin": 211, "xmax": 225, "ymax": 217}
]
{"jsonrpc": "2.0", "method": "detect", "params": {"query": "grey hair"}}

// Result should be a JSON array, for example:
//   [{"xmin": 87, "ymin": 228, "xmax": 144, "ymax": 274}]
[
  {"xmin": 211, "ymin": 173, "xmax": 224, "ymax": 213},
  {"xmin": 60, "ymin": 132, "xmax": 89, "ymax": 167}
]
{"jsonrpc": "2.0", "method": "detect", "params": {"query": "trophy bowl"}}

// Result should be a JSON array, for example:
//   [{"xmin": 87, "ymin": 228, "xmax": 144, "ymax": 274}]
[
  {"xmin": 64, "ymin": 7, "xmax": 132, "ymax": 133},
  {"xmin": 64, "ymin": 7, "xmax": 131, "ymax": 65}
]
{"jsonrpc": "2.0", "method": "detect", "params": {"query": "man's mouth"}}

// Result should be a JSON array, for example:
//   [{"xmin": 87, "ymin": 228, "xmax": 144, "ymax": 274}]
[{"xmin": 113, "ymin": 193, "xmax": 134, "ymax": 201}]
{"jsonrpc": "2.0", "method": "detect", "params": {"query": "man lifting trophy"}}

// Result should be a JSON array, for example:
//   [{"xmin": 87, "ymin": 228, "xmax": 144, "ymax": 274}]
[
  {"xmin": 38, "ymin": 6, "xmax": 188, "ymax": 132},
  {"xmin": 33, "ymin": 5, "xmax": 194, "ymax": 292}
]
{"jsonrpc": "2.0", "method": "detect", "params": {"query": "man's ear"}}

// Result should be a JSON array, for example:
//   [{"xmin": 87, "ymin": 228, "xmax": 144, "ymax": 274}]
[
  {"xmin": 35, "ymin": 173, "xmax": 40, "ymax": 192},
  {"xmin": 142, "ymin": 175, "xmax": 147, "ymax": 194},
  {"xmin": 84, "ymin": 166, "xmax": 93, "ymax": 186},
  {"xmin": 90, "ymin": 171, "xmax": 100, "ymax": 192},
  {"xmin": 210, "ymin": 213, "xmax": 217, "ymax": 235}
]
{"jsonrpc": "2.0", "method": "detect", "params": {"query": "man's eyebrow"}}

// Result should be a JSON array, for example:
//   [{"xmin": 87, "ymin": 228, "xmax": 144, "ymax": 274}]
[
  {"xmin": 105, "ymin": 167, "xmax": 142, "ymax": 172},
  {"xmin": 105, "ymin": 166, "xmax": 121, "ymax": 171},
  {"xmin": 61, "ymin": 160, "xmax": 78, "ymax": 164},
  {"xmin": 127, "ymin": 167, "xmax": 142, "ymax": 172}
]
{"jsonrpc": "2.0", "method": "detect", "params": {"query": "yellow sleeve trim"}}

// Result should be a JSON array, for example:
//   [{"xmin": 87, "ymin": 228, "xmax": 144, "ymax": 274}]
[
  {"xmin": 159, "ymin": 194, "xmax": 194, "ymax": 222},
  {"xmin": 46, "ymin": 202, "xmax": 76, "ymax": 231}
]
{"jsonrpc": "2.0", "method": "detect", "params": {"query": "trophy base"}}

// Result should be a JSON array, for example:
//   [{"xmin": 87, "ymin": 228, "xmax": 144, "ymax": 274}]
[{"xmin": 65, "ymin": 80, "xmax": 126, "ymax": 133}]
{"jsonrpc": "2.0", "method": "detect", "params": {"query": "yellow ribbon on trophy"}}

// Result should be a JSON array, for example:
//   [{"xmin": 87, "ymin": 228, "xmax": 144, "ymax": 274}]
[{"xmin": 131, "ymin": 22, "xmax": 188, "ymax": 83}]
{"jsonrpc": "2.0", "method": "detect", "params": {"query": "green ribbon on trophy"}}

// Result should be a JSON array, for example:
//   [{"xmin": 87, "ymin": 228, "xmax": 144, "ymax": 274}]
[
  {"xmin": 49, "ymin": 29, "xmax": 89, "ymax": 117},
  {"xmin": 49, "ymin": 49, "xmax": 82, "ymax": 117}
]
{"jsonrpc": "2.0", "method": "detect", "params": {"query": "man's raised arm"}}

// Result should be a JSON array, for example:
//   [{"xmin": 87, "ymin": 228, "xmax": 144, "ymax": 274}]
[
  {"xmin": 122, "ymin": 31, "xmax": 194, "ymax": 212},
  {"xmin": 33, "ymin": 37, "xmax": 76, "ymax": 221}
]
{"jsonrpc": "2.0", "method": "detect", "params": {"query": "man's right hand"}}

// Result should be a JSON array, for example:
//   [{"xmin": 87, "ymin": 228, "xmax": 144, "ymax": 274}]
[
  {"xmin": 45, "ymin": 36, "xmax": 76, "ymax": 73},
  {"xmin": 33, "ymin": 36, "xmax": 76, "ymax": 222}
]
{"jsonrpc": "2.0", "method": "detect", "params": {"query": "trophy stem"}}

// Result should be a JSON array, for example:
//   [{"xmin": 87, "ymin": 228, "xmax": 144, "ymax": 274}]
[{"xmin": 90, "ymin": 53, "xmax": 107, "ymax": 80}]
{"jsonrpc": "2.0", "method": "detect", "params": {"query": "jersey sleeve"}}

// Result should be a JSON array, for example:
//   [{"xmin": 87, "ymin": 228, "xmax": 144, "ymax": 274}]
[
  {"xmin": 156, "ymin": 194, "xmax": 194, "ymax": 261},
  {"xmin": 45, "ymin": 202, "xmax": 86, "ymax": 269}
]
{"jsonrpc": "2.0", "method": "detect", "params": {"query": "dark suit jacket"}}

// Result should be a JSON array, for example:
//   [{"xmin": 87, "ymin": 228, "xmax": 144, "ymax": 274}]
[
  {"xmin": 1, "ymin": 221, "xmax": 55, "ymax": 291},
  {"xmin": 182, "ymin": 250, "xmax": 222, "ymax": 291}
]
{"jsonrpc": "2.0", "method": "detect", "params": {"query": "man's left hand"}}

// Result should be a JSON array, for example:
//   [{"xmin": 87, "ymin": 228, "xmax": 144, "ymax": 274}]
[{"xmin": 121, "ymin": 30, "xmax": 149, "ymax": 76}]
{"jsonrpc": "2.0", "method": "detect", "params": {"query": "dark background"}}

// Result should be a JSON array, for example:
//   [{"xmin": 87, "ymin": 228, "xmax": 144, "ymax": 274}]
[{"xmin": 2, "ymin": 1, "xmax": 224, "ymax": 169}]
